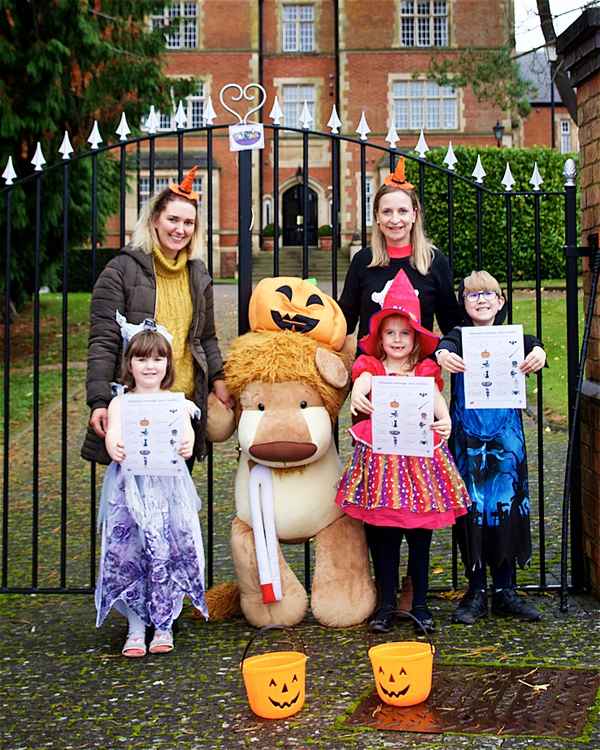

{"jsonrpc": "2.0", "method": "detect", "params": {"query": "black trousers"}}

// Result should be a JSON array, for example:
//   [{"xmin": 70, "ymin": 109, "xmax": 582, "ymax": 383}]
[{"xmin": 365, "ymin": 524, "xmax": 432, "ymax": 609}]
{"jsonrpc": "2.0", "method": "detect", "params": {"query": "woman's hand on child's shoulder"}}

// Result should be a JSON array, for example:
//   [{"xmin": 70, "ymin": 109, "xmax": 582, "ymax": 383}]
[
  {"xmin": 432, "ymin": 415, "xmax": 451, "ymax": 441},
  {"xmin": 520, "ymin": 346, "xmax": 546, "ymax": 374},
  {"xmin": 435, "ymin": 349, "xmax": 465, "ymax": 373}
]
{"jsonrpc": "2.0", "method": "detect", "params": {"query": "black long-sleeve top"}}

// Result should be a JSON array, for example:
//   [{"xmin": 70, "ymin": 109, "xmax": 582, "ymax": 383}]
[{"xmin": 338, "ymin": 247, "xmax": 462, "ymax": 341}]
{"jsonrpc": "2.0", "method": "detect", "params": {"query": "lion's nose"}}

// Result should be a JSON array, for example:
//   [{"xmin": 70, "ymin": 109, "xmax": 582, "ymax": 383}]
[{"xmin": 249, "ymin": 441, "xmax": 317, "ymax": 462}]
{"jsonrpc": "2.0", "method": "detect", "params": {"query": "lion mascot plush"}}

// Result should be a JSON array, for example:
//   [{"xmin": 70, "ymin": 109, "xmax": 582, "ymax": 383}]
[{"xmin": 207, "ymin": 277, "xmax": 376, "ymax": 627}]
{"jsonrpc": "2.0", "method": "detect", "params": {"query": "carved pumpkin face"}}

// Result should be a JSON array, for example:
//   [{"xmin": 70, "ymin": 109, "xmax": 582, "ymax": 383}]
[
  {"xmin": 248, "ymin": 276, "xmax": 346, "ymax": 350},
  {"xmin": 242, "ymin": 652, "xmax": 307, "ymax": 719},
  {"xmin": 368, "ymin": 642, "xmax": 434, "ymax": 707}
]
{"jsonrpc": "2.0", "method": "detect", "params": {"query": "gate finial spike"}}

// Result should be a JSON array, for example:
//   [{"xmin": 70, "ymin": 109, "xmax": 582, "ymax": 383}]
[
  {"xmin": 502, "ymin": 162, "xmax": 515, "ymax": 192},
  {"xmin": 385, "ymin": 123, "xmax": 399, "ymax": 149},
  {"xmin": 327, "ymin": 105, "xmax": 342, "ymax": 134},
  {"xmin": 145, "ymin": 106, "xmax": 160, "ymax": 134},
  {"xmin": 2, "ymin": 156, "xmax": 17, "ymax": 185},
  {"xmin": 414, "ymin": 129, "xmax": 429, "ymax": 158},
  {"xmin": 269, "ymin": 96, "xmax": 283, "ymax": 125},
  {"xmin": 116, "ymin": 113, "xmax": 131, "ymax": 141},
  {"xmin": 472, "ymin": 155, "xmax": 486, "ymax": 184},
  {"xmin": 31, "ymin": 142, "xmax": 46, "ymax": 171},
  {"xmin": 59, "ymin": 131, "xmax": 74, "ymax": 160},
  {"xmin": 174, "ymin": 101, "xmax": 187, "ymax": 129},
  {"xmin": 443, "ymin": 142, "xmax": 457, "ymax": 171},
  {"xmin": 87, "ymin": 120, "xmax": 102, "ymax": 150},
  {"xmin": 529, "ymin": 161, "xmax": 543, "ymax": 191},
  {"xmin": 563, "ymin": 157, "xmax": 576, "ymax": 186},
  {"xmin": 356, "ymin": 111, "xmax": 371, "ymax": 141},
  {"xmin": 299, "ymin": 101, "xmax": 313, "ymax": 129},
  {"xmin": 203, "ymin": 96, "xmax": 217, "ymax": 126}
]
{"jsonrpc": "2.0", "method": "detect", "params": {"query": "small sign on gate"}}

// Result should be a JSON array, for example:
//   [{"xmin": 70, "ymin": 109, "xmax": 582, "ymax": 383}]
[{"xmin": 229, "ymin": 122, "xmax": 264, "ymax": 152}]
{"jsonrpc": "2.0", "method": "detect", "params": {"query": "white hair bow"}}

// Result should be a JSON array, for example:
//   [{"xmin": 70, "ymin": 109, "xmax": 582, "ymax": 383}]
[{"xmin": 115, "ymin": 310, "xmax": 174, "ymax": 347}]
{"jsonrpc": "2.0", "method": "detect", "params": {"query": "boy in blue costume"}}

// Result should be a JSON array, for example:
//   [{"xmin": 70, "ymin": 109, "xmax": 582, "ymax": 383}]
[{"xmin": 435, "ymin": 271, "xmax": 546, "ymax": 624}]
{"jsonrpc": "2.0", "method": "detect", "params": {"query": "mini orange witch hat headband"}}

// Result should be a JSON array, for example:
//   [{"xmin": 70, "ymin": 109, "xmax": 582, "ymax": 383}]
[
  {"xmin": 383, "ymin": 157, "xmax": 414, "ymax": 190},
  {"xmin": 169, "ymin": 165, "xmax": 200, "ymax": 203}
]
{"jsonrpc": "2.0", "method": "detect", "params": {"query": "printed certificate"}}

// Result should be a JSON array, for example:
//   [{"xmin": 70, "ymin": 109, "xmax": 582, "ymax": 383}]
[
  {"xmin": 462, "ymin": 325, "xmax": 526, "ymax": 410},
  {"xmin": 371, "ymin": 376, "xmax": 435, "ymax": 457},
  {"xmin": 121, "ymin": 392, "xmax": 186, "ymax": 476}
]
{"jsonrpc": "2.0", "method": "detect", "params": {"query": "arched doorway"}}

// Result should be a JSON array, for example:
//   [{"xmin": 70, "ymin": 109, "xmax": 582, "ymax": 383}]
[{"xmin": 282, "ymin": 183, "xmax": 318, "ymax": 246}]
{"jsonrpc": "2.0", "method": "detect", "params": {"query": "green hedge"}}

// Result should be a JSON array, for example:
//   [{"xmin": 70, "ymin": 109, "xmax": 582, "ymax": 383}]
[
  {"xmin": 404, "ymin": 146, "xmax": 579, "ymax": 281},
  {"xmin": 65, "ymin": 248, "xmax": 120, "ymax": 292}
]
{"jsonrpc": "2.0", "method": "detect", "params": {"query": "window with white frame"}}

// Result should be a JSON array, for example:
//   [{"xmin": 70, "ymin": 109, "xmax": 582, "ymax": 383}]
[
  {"xmin": 148, "ymin": 80, "xmax": 205, "ymax": 132},
  {"xmin": 282, "ymin": 84, "xmax": 316, "ymax": 127},
  {"xmin": 139, "ymin": 175, "xmax": 202, "ymax": 208},
  {"xmin": 393, "ymin": 79, "xmax": 457, "ymax": 130},
  {"xmin": 187, "ymin": 81, "xmax": 205, "ymax": 128},
  {"xmin": 365, "ymin": 177, "xmax": 374, "ymax": 226},
  {"xmin": 400, "ymin": 0, "xmax": 448, "ymax": 47},
  {"xmin": 282, "ymin": 4, "xmax": 315, "ymax": 52},
  {"xmin": 560, "ymin": 119, "xmax": 572, "ymax": 153},
  {"xmin": 151, "ymin": 2, "xmax": 198, "ymax": 49}
]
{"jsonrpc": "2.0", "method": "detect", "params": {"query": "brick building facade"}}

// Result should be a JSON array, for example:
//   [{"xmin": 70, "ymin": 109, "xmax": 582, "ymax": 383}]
[
  {"xmin": 108, "ymin": 0, "xmax": 515, "ymax": 275},
  {"xmin": 558, "ymin": 9, "xmax": 600, "ymax": 597}
]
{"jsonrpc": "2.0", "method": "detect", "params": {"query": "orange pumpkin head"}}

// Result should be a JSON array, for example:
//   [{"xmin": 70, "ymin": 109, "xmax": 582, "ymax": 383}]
[{"xmin": 248, "ymin": 276, "xmax": 346, "ymax": 351}]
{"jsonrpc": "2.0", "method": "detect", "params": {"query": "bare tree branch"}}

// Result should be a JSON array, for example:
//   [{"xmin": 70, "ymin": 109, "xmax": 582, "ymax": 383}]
[{"xmin": 536, "ymin": 0, "xmax": 578, "ymax": 121}]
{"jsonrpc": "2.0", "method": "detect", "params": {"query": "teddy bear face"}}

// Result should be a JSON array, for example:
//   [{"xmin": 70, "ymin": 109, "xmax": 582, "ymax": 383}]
[{"xmin": 238, "ymin": 381, "xmax": 332, "ymax": 468}]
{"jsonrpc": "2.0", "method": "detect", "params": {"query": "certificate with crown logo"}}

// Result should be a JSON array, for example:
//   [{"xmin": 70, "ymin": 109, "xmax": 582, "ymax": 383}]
[{"xmin": 462, "ymin": 325, "xmax": 526, "ymax": 410}]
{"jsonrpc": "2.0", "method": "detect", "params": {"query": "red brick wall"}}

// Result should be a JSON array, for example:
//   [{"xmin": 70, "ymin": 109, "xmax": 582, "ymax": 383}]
[{"xmin": 579, "ymin": 63, "xmax": 600, "ymax": 595}]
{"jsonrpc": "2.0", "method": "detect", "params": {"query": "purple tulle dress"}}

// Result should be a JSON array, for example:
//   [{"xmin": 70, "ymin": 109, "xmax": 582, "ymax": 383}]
[{"xmin": 95, "ymin": 463, "xmax": 208, "ymax": 630}]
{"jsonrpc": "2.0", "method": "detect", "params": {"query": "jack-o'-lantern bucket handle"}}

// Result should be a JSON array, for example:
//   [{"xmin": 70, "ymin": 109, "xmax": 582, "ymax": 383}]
[
  {"xmin": 397, "ymin": 609, "xmax": 436, "ymax": 654},
  {"xmin": 240, "ymin": 624, "xmax": 306, "ymax": 670}
]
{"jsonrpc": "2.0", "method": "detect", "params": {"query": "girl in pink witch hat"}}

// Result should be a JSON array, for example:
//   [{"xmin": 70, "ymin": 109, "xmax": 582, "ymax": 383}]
[{"xmin": 335, "ymin": 270, "xmax": 471, "ymax": 634}]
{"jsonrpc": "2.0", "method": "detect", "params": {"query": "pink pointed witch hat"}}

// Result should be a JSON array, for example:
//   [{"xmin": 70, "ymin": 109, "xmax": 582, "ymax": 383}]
[{"xmin": 359, "ymin": 270, "xmax": 439, "ymax": 357}]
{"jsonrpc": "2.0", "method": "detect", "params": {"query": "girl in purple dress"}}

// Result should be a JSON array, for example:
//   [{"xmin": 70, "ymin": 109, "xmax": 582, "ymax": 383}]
[{"xmin": 95, "ymin": 317, "xmax": 207, "ymax": 657}]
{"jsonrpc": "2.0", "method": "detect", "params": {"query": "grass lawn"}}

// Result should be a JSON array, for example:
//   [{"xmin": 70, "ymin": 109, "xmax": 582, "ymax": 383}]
[
  {"xmin": 0, "ymin": 287, "xmax": 585, "ymax": 435},
  {"xmin": 511, "ymin": 290, "xmax": 583, "ymax": 426}
]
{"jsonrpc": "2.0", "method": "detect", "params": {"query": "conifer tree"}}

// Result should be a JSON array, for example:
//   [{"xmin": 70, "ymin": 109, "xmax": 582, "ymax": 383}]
[{"xmin": 0, "ymin": 0, "xmax": 191, "ymax": 307}]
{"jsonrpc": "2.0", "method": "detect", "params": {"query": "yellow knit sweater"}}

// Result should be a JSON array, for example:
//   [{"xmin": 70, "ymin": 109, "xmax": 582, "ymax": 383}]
[{"xmin": 153, "ymin": 245, "xmax": 195, "ymax": 397}]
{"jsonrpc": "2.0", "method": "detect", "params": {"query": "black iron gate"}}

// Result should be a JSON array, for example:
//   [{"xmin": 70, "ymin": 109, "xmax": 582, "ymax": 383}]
[{"xmin": 0, "ymin": 84, "xmax": 584, "ymax": 597}]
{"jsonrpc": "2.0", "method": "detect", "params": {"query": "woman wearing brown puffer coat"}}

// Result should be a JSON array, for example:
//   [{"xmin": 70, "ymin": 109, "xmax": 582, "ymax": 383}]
[{"xmin": 81, "ymin": 166, "xmax": 231, "ymax": 466}]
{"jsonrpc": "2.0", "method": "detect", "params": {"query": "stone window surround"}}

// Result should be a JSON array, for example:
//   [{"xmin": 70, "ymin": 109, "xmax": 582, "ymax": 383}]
[
  {"xmin": 393, "ymin": 0, "xmax": 452, "ymax": 50},
  {"xmin": 277, "ymin": 1, "xmax": 320, "ymax": 54},
  {"xmin": 387, "ymin": 72, "xmax": 463, "ymax": 132},
  {"xmin": 273, "ymin": 77, "xmax": 323, "ymax": 131},
  {"xmin": 150, "ymin": 1, "xmax": 204, "ymax": 51}
]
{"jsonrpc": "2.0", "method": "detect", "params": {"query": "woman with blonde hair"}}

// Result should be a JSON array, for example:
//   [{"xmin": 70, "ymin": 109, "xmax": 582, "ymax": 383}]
[
  {"xmin": 338, "ymin": 158, "xmax": 461, "ymax": 342},
  {"xmin": 338, "ymin": 157, "xmax": 462, "ymax": 622},
  {"xmin": 82, "ymin": 165, "xmax": 231, "ymax": 467}
]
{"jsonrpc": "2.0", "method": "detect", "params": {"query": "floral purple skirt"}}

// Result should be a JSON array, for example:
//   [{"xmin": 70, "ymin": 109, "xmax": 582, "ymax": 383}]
[{"xmin": 95, "ymin": 463, "xmax": 208, "ymax": 630}]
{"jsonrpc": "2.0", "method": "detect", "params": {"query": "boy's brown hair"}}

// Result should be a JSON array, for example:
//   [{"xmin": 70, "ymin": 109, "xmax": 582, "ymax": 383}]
[
  {"xmin": 121, "ymin": 330, "xmax": 174, "ymax": 391},
  {"xmin": 463, "ymin": 270, "xmax": 503, "ymax": 297}
]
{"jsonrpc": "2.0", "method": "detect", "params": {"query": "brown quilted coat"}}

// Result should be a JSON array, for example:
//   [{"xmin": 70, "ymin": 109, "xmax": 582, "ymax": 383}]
[{"xmin": 80, "ymin": 246, "xmax": 224, "ymax": 464}]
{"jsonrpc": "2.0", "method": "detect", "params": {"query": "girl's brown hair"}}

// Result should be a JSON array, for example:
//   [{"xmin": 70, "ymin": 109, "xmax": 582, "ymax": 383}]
[
  {"xmin": 121, "ymin": 330, "xmax": 175, "ymax": 391},
  {"xmin": 373, "ymin": 313, "xmax": 422, "ymax": 370},
  {"xmin": 370, "ymin": 184, "xmax": 434, "ymax": 275}
]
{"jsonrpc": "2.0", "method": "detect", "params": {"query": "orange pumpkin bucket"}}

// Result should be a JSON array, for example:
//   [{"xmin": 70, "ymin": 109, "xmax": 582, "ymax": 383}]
[
  {"xmin": 368, "ymin": 610, "xmax": 435, "ymax": 707},
  {"xmin": 241, "ymin": 626, "xmax": 307, "ymax": 719}
]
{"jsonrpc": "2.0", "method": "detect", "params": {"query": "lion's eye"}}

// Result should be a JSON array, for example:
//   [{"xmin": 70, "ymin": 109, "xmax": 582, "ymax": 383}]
[
  {"xmin": 300, "ymin": 401, "xmax": 307, "ymax": 409},
  {"xmin": 258, "ymin": 403, "xmax": 265, "ymax": 411}
]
